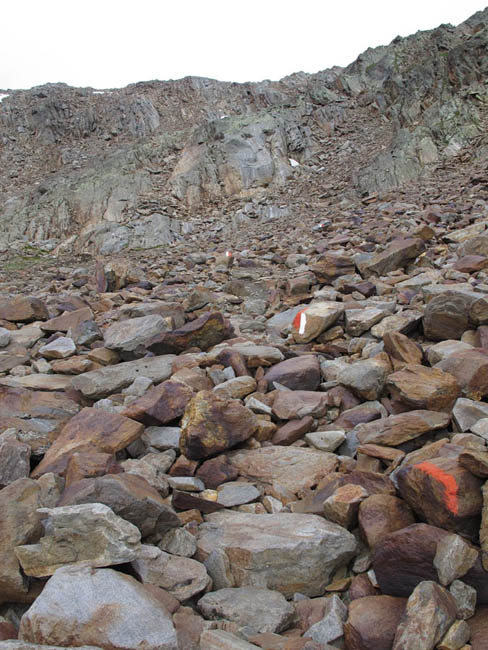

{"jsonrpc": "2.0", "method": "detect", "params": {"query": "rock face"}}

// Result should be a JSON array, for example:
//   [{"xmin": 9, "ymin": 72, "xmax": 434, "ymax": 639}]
[
  {"xmin": 18, "ymin": 564, "xmax": 178, "ymax": 650},
  {"xmin": 195, "ymin": 511, "xmax": 357, "ymax": 598}
]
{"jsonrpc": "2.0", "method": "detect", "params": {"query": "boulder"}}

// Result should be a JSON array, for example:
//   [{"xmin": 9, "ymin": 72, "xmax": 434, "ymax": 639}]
[
  {"xmin": 290, "ymin": 303, "xmax": 344, "ymax": 344},
  {"xmin": 122, "ymin": 380, "xmax": 194, "ymax": 425},
  {"xmin": 361, "ymin": 238, "xmax": 425, "ymax": 277},
  {"xmin": 146, "ymin": 312, "xmax": 228, "ymax": 354},
  {"xmin": 264, "ymin": 355, "xmax": 320, "ymax": 391},
  {"xmin": 104, "ymin": 315, "xmax": 170, "ymax": 360},
  {"xmin": 0, "ymin": 297, "xmax": 48, "ymax": 323},
  {"xmin": 355, "ymin": 410, "xmax": 450, "ymax": 446},
  {"xmin": 386, "ymin": 364, "xmax": 460, "ymax": 411},
  {"xmin": 344, "ymin": 595, "xmax": 406, "ymax": 650}
]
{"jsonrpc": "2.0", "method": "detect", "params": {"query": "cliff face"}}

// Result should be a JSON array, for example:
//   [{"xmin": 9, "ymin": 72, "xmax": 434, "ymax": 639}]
[{"xmin": 1, "ymin": 8, "xmax": 487, "ymax": 253}]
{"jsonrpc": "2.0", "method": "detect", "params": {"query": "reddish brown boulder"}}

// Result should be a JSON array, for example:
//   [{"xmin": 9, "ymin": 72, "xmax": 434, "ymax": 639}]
[
  {"xmin": 372, "ymin": 523, "xmax": 488, "ymax": 603},
  {"xmin": 40, "ymin": 307, "xmax": 93, "ymax": 333},
  {"xmin": 122, "ymin": 379, "xmax": 194, "ymax": 425},
  {"xmin": 196, "ymin": 456, "xmax": 239, "ymax": 489},
  {"xmin": 362, "ymin": 238, "xmax": 425, "ymax": 277},
  {"xmin": 272, "ymin": 416, "xmax": 314, "ymax": 445},
  {"xmin": 264, "ymin": 356, "xmax": 320, "ymax": 391},
  {"xmin": 146, "ymin": 311, "xmax": 229, "ymax": 354},
  {"xmin": 436, "ymin": 348, "xmax": 488, "ymax": 399},
  {"xmin": 311, "ymin": 252, "xmax": 355, "ymax": 282},
  {"xmin": 64, "ymin": 451, "xmax": 123, "ymax": 486},
  {"xmin": 344, "ymin": 595, "xmax": 406, "ymax": 650},
  {"xmin": 31, "ymin": 407, "xmax": 144, "ymax": 478},
  {"xmin": 348, "ymin": 575, "xmax": 379, "ymax": 600},
  {"xmin": 180, "ymin": 391, "xmax": 258, "ymax": 460},
  {"xmin": 386, "ymin": 364, "xmax": 460, "ymax": 412},
  {"xmin": 423, "ymin": 292, "xmax": 471, "ymax": 341},
  {"xmin": 468, "ymin": 606, "xmax": 488, "ymax": 650},
  {"xmin": 343, "ymin": 470, "xmax": 396, "ymax": 496},
  {"xmin": 272, "ymin": 391, "xmax": 328, "ymax": 420},
  {"xmin": 396, "ymin": 456, "xmax": 483, "ymax": 537},
  {"xmin": 358, "ymin": 494, "xmax": 416, "ymax": 549},
  {"xmin": 0, "ymin": 296, "xmax": 48, "ymax": 323},
  {"xmin": 383, "ymin": 331, "xmax": 423, "ymax": 368},
  {"xmin": 172, "ymin": 490, "xmax": 225, "ymax": 513}
]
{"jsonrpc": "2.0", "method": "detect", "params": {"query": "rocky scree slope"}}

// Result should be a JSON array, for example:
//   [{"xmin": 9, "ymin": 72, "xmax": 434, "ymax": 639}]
[
  {"xmin": 1, "ymin": 8, "xmax": 488, "ymax": 256},
  {"xmin": 1, "ymin": 7, "xmax": 488, "ymax": 650}
]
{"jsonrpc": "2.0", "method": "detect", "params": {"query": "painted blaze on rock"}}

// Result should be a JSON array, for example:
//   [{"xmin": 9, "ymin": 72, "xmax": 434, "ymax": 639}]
[{"xmin": 179, "ymin": 391, "xmax": 258, "ymax": 460}]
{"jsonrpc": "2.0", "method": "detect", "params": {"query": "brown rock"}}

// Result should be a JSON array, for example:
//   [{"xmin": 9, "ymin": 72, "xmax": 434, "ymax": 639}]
[
  {"xmin": 272, "ymin": 391, "xmax": 328, "ymax": 420},
  {"xmin": 383, "ymin": 331, "xmax": 423, "ymax": 368},
  {"xmin": 40, "ymin": 307, "xmax": 94, "ymax": 333},
  {"xmin": 180, "ymin": 390, "xmax": 258, "ymax": 460},
  {"xmin": 0, "ymin": 297, "xmax": 48, "ymax": 323},
  {"xmin": 348, "ymin": 574, "xmax": 379, "ymax": 600},
  {"xmin": 358, "ymin": 494, "xmax": 416, "ymax": 549},
  {"xmin": 196, "ymin": 456, "xmax": 239, "ymax": 489},
  {"xmin": 436, "ymin": 348, "xmax": 488, "ymax": 399},
  {"xmin": 311, "ymin": 253, "xmax": 355, "ymax": 282},
  {"xmin": 387, "ymin": 364, "xmax": 460, "ymax": 412},
  {"xmin": 343, "ymin": 470, "xmax": 396, "ymax": 496},
  {"xmin": 146, "ymin": 311, "xmax": 229, "ymax": 354},
  {"xmin": 172, "ymin": 490, "xmax": 225, "ymax": 513},
  {"xmin": 64, "ymin": 451, "xmax": 123, "ymax": 486},
  {"xmin": 323, "ymin": 484, "xmax": 368, "ymax": 529},
  {"xmin": 0, "ymin": 478, "xmax": 43, "ymax": 603},
  {"xmin": 344, "ymin": 595, "xmax": 406, "ymax": 650},
  {"xmin": 122, "ymin": 380, "xmax": 194, "ymax": 425},
  {"xmin": 396, "ymin": 456, "xmax": 483, "ymax": 537},
  {"xmin": 31, "ymin": 407, "xmax": 144, "ymax": 478},
  {"xmin": 459, "ymin": 449, "xmax": 488, "ymax": 478},
  {"xmin": 264, "ymin": 356, "xmax": 320, "ymax": 391},
  {"xmin": 362, "ymin": 238, "xmax": 425, "ymax": 277},
  {"xmin": 433, "ymin": 533, "xmax": 479, "ymax": 586},
  {"xmin": 481, "ymin": 482, "xmax": 488, "ymax": 571},
  {"xmin": 272, "ymin": 416, "xmax": 314, "ymax": 445},
  {"xmin": 372, "ymin": 523, "xmax": 488, "ymax": 603},
  {"xmin": 355, "ymin": 410, "xmax": 450, "ymax": 446},
  {"xmin": 50, "ymin": 357, "xmax": 93, "ymax": 375},
  {"xmin": 423, "ymin": 292, "xmax": 471, "ymax": 341},
  {"xmin": 468, "ymin": 606, "xmax": 488, "ymax": 650},
  {"xmin": 392, "ymin": 581, "xmax": 457, "ymax": 650}
]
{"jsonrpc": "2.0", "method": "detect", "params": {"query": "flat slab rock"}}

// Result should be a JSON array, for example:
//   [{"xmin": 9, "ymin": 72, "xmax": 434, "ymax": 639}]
[
  {"xmin": 196, "ymin": 511, "xmax": 357, "ymax": 598},
  {"xmin": 227, "ymin": 446, "xmax": 338, "ymax": 497}
]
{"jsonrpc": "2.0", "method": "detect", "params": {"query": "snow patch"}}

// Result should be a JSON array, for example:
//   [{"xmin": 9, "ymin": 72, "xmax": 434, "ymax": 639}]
[
  {"xmin": 0, "ymin": 94, "xmax": 9, "ymax": 103},
  {"xmin": 289, "ymin": 158, "xmax": 300, "ymax": 167}
]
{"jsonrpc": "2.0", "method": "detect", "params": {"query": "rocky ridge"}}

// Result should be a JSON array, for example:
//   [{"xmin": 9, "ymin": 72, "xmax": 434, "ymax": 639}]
[{"xmin": 1, "ymin": 6, "xmax": 488, "ymax": 650}]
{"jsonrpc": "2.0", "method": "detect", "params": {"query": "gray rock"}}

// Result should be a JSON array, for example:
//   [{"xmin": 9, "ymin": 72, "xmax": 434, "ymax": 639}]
[
  {"xmin": 0, "ymin": 328, "xmax": 11, "ymax": 348},
  {"xmin": 305, "ymin": 430, "xmax": 346, "ymax": 452},
  {"xmin": 15, "ymin": 503, "xmax": 141, "ymax": 577},
  {"xmin": 337, "ymin": 358, "xmax": 388, "ymax": 400},
  {"xmin": 449, "ymin": 580, "xmax": 477, "ymax": 620},
  {"xmin": 72, "ymin": 354, "xmax": 175, "ymax": 399},
  {"xmin": 196, "ymin": 511, "xmax": 357, "ymax": 598},
  {"xmin": 18, "ymin": 563, "xmax": 178, "ymax": 649},
  {"xmin": 305, "ymin": 594, "xmax": 348, "ymax": 645},
  {"xmin": 104, "ymin": 315, "xmax": 170, "ymax": 360},
  {"xmin": 345, "ymin": 308, "xmax": 387, "ymax": 336},
  {"xmin": 216, "ymin": 482, "xmax": 261, "ymax": 507},
  {"xmin": 0, "ymin": 430, "xmax": 30, "ymax": 487},
  {"xmin": 198, "ymin": 587, "xmax": 294, "ymax": 634},
  {"xmin": 39, "ymin": 337, "xmax": 76, "ymax": 360},
  {"xmin": 142, "ymin": 426, "xmax": 181, "ymax": 451},
  {"xmin": 453, "ymin": 397, "xmax": 488, "ymax": 432},
  {"xmin": 199, "ymin": 630, "xmax": 261, "ymax": 650},
  {"xmin": 159, "ymin": 528, "xmax": 197, "ymax": 557}
]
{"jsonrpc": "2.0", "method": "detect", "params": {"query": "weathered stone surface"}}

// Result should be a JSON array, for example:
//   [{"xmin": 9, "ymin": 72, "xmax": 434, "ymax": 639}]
[
  {"xmin": 196, "ymin": 511, "xmax": 357, "ymax": 598},
  {"xmin": 264, "ymin": 355, "xmax": 320, "ymax": 391},
  {"xmin": 481, "ymin": 482, "xmax": 488, "ymax": 571},
  {"xmin": 453, "ymin": 397, "xmax": 488, "ymax": 432},
  {"xmin": 197, "ymin": 587, "xmax": 294, "ymax": 634},
  {"xmin": 372, "ymin": 524, "xmax": 488, "ymax": 603},
  {"xmin": 199, "ymin": 630, "xmax": 260, "ymax": 650},
  {"xmin": 305, "ymin": 430, "xmax": 346, "ymax": 452},
  {"xmin": 311, "ymin": 253, "xmax": 355, "ymax": 283},
  {"xmin": 387, "ymin": 364, "xmax": 460, "ymax": 411},
  {"xmin": 362, "ymin": 238, "xmax": 425, "ymax": 277},
  {"xmin": 392, "ymin": 581, "xmax": 457, "ymax": 650},
  {"xmin": 132, "ymin": 544, "xmax": 210, "ymax": 601},
  {"xmin": 180, "ymin": 390, "xmax": 258, "ymax": 460},
  {"xmin": 426, "ymin": 340, "xmax": 474, "ymax": 366},
  {"xmin": 436, "ymin": 348, "xmax": 488, "ymax": 400},
  {"xmin": 355, "ymin": 410, "xmax": 450, "ymax": 446},
  {"xmin": 58, "ymin": 473, "xmax": 180, "ymax": 537},
  {"xmin": 64, "ymin": 451, "xmax": 122, "ymax": 486},
  {"xmin": 41, "ymin": 307, "xmax": 94, "ymax": 334},
  {"xmin": 344, "ymin": 595, "xmax": 406, "ymax": 650},
  {"xmin": 146, "ymin": 311, "xmax": 228, "ymax": 354},
  {"xmin": 467, "ymin": 606, "xmax": 488, "ymax": 649},
  {"xmin": 0, "ymin": 297, "xmax": 48, "ymax": 323},
  {"xmin": 438, "ymin": 620, "xmax": 471, "ymax": 650},
  {"xmin": 196, "ymin": 456, "xmax": 239, "ymax": 489},
  {"xmin": 396, "ymin": 456, "xmax": 483, "ymax": 536},
  {"xmin": 433, "ymin": 533, "xmax": 479, "ymax": 586},
  {"xmin": 423, "ymin": 292, "xmax": 472, "ymax": 341},
  {"xmin": 15, "ymin": 503, "xmax": 141, "ymax": 576},
  {"xmin": 304, "ymin": 594, "xmax": 347, "ymax": 645},
  {"xmin": 345, "ymin": 308, "xmax": 387, "ymax": 336},
  {"xmin": 0, "ymin": 430, "xmax": 31, "ymax": 487},
  {"xmin": 217, "ymin": 481, "xmax": 261, "ymax": 507},
  {"xmin": 323, "ymin": 484, "xmax": 368, "ymax": 529},
  {"xmin": 229, "ymin": 344, "xmax": 284, "ymax": 368},
  {"xmin": 104, "ymin": 315, "xmax": 170, "ymax": 359},
  {"xmin": 228, "ymin": 446, "xmax": 338, "ymax": 497},
  {"xmin": 122, "ymin": 379, "xmax": 194, "ymax": 425},
  {"xmin": 338, "ymin": 358, "xmax": 389, "ymax": 400},
  {"xmin": 18, "ymin": 564, "xmax": 178, "ymax": 649},
  {"xmin": 358, "ymin": 494, "xmax": 416, "ymax": 549},
  {"xmin": 383, "ymin": 331, "xmax": 423, "ymax": 367},
  {"xmin": 0, "ymin": 478, "xmax": 43, "ymax": 603},
  {"xmin": 213, "ymin": 376, "xmax": 257, "ymax": 399},
  {"xmin": 31, "ymin": 407, "xmax": 144, "ymax": 477},
  {"xmin": 290, "ymin": 303, "xmax": 344, "ymax": 344},
  {"xmin": 159, "ymin": 527, "xmax": 197, "ymax": 557},
  {"xmin": 272, "ymin": 390, "xmax": 328, "ymax": 420},
  {"xmin": 71, "ymin": 354, "xmax": 175, "ymax": 399},
  {"xmin": 450, "ymin": 579, "xmax": 477, "ymax": 620},
  {"xmin": 121, "ymin": 452, "xmax": 173, "ymax": 495}
]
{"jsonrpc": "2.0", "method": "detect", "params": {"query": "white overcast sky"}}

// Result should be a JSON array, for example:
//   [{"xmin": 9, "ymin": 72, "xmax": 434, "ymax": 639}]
[{"xmin": 1, "ymin": 1, "xmax": 486, "ymax": 90}]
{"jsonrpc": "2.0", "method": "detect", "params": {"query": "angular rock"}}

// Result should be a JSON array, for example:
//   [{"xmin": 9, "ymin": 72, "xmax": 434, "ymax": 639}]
[
  {"xmin": 450, "ymin": 580, "xmax": 477, "ymax": 620},
  {"xmin": 39, "ymin": 337, "xmax": 76, "ymax": 360},
  {"xmin": 104, "ymin": 315, "xmax": 170, "ymax": 360},
  {"xmin": 0, "ymin": 430, "xmax": 31, "ymax": 487},
  {"xmin": 199, "ymin": 630, "xmax": 260, "ymax": 650},
  {"xmin": 71, "ymin": 354, "xmax": 175, "ymax": 399},
  {"xmin": 387, "ymin": 364, "xmax": 460, "ymax": 411},
  {"xmin": 122, "ymin": 379, "xmax": 194, "ymax": 425},
  {"xmin": 423, "ymin": 292, "xmax": 472, "ymax": 341},
  {"xmin": 58, "ymin": 473, "xmax": 180, "ymax": 537},
  {"xmin": 197, "ymin": 587, "xmax": 294, "ymax": 634},
  {"xmin": 264, "ymin": 356, "xmax": 320, "ymax": 391},
  {"xmin": 383, "ymin": 331, "xmax": 423, "ymax": 367},
  {"xmin": 345, "ymin": 308, "xmax": 387, "ymax": 336},
  {"xmin": 344, "ymin": 595, "xmax": 406, "ymax": 650},
  {"xmin": 31, "ymin": 407, "xmax": 144, "ymax": 477},
  {"xmin": 290, "ymin": 303, "xmax": 344, "ymax": 344},
  {"xmin": 18, "ymin": 563, "xmax": 178, "ymax": 649},
  {"xmin": 196, "ymin": 511, "xmax": 357, "ymax": 598},
  {"xmin": 304, "ymin": 594, "xmax": 347, "ymax": 645},
  {"xmin": 355, "ymin": 410, "xmax": 450, "ymax": 446},
  {"xmin": 358, "ymin": 494, "xmax": 416, "ymax": 549},
  {"xmin": 0, "ymin": 297, "xmax": 48, "ymax": 323},
  {"xmin": 392, "ymin": 581, "xmax": 457, "ymax": 650},
  {"xmin": 213, "ymin": 376, "xmax": 257, "ymax": 399},
  {"xmin": 438, "ymin": 620, "xmax": 471, "ymax": 650},
  {"xmin": 40, "ymin": 307, "xmax": 94, "ymax": 333},
  {"xmin": 311, "ymin": 253, "xmax": 355, "ymax": 283},
  {"xmin": 196, "ymin": 456, "xmax": 239, "ymax": 489},
  {"xmin": 132, "ymin": 544, "xmax": 210, "ymax": 602},
  {"xmin": 362, "ymin": 238, "xmax": 425, "ymax": 277},
  {"xmin": 15, "ymin": 503, "xmax": 141, "ymax": 577},
  {"xmin": 180, "ymin": 390, "xmax": 258, "ymax": 460},
  {"xmin": 396, "ymin": 456, "xmax": 483, "ymax": 537},
  {"xmin": 272, "ymin": 390, "xmax": 328, "ymax": 420},
  {"xmin": 323, "ymin": 484, "xmax": 368, "ymax": 529},
  {"xmin": 433, "ymin": 533, "xmax": 479, "ymax": 586},
  {"xmin": 338, "ymin": 358, "xmax": 389, "ymax": 401},
  {"xmin": 436, "ymin": 348, "xmax": 488, "ymax": 400},
  {"xmin": 452, "ymin": 397, "xmax": 488, "ymax": 432},
  {"xmin": 146, "ymin": 311, "xmax": 228, "ymax": 354},
  {"xmin": 217, "ymin": 481, "xmax": 261, "ymax": 507}
]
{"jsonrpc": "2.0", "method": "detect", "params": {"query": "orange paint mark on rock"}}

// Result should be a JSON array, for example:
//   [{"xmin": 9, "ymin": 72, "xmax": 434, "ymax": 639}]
[
  {"xmin": 292, "ymin": 307, "xmax": 308, "ymax": 331},
  {"xmin": 415, "ymin": 462, "xmax": 459, "ymax": 515}
]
